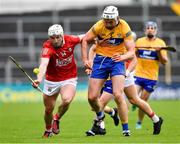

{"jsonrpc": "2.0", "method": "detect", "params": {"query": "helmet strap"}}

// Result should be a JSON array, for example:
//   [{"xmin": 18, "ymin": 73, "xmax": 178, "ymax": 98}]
[{"xmin": 115, "ymin": 17, "xmax": 119, "ymax": 26}]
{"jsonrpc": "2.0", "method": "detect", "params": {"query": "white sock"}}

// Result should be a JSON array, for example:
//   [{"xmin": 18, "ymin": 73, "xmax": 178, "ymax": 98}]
[
  {"xmin": 151, "ymin": 114, "xmax": 159, "ymax": 123},
  {"xmin": 46, "ymin": 128, "xmax": 52, "ymax": 132},
  {"xmin": 110, "ymin": 109, "xmax": 115, "ymax": 116}
]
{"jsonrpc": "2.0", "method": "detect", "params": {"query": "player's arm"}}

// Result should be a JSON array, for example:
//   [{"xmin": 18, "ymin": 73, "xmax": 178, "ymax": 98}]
[
  {"xmin": 88, "ymin": 44, "xmax": 96, "ymax": 66},
  {"xmin": 126, "ymin": 55, "xmax": 137, "ymax": 77},
  {"xmin": 123, "ymin": 39, "xmax": 136, "ymax": 60},
  {"xmin": 112, "ymin": 21, "xmax": 135, "ymax": 62},
  {"xmin": 37, "ymin": 58, "xmax": 49, "ymax": 82},
  {"xmin": 32, "ymin": 57, "xmax": 49, "ymax": 88},
  {"xmin": 120, "ymin": 22, "xmax": 136, "ymax": 61},
  {"xmin": 158, "ymin": 50, "xmax": 168, "ymax": 65},
  {"xmin": 78, "ymin": 34, "xmax": 85, "ymax": 42},
  {"xmin": 157, "ymin": 41, "xmax": 168, "ymax": 65},
  {"xmin": 81, "ymin": 30, "xmax": 96, "ymax": 68},
  {"xmin": 112, "ymin": 39, "xmax": 135, "ymax": 62},
  {"xmin": 85, "ymin": 44, "xmax": 96, "ymax": 75}
]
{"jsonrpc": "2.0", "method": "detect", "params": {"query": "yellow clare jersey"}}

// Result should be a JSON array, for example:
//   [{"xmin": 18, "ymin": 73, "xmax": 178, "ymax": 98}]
[
  {"xmin": 171, "ymin": 2, "xmax": 180, "ymax": 16},
  {"xmin": 135, "ymin": 37, "xmax": 167, "ymax": 80},
  {"xmin": 90, "ymin": 19, "xmax": 133, "ymax": 57}
]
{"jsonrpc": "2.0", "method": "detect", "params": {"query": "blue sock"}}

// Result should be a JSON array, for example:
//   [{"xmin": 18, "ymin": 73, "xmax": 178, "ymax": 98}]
[
  {"xmin": 96, "ymin": 111, "xmax": 104, "ymax": 120},
  {"xmin": 122, "ymin": 123, "xmax": 129, "ymax": 131},
  {"xmin": 108, "ymin": 111, "xmax": 113, "ymax": 116},
  {"xmin": 137, "ymin": 121, "xmax": 142, "ymax": 125},
  {"xmin": 108, "ymin": 109, "xmax": 115, "ymax": 117}
]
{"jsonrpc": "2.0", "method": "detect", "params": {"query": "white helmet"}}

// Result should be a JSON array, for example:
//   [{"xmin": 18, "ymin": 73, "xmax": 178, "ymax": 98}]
[
  {"xmin": 48, "ymin": 24, "xmax": 64, "ymax": 37},
  {"xmin": 102, "ymin": 6, "xmax": 119, "ymax": 19}
]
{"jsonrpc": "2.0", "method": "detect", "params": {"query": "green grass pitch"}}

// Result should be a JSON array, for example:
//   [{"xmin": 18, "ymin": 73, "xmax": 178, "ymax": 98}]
[{"xmin": 0, "ymin": 98, "xmax": 180, "ymax": 143}]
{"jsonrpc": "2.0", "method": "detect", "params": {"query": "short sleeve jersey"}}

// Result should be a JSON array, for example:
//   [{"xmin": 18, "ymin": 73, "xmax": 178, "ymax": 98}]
[
  {"xmin": 90, "ymin": 19, "xmax": 133, "ymax": 57},
  {"xmin": 41, "ymin": 35, "xmax": 80, "ymax": 81},
  {"xmin": 135, "ymin": 37, "xmax": 167, "ymax": 80}
]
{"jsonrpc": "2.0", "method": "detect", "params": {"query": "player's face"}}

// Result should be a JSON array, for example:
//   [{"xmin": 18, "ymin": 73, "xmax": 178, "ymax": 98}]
[
  {"xmin": 145, "ymin": 26, "xmax": 157, "ymax": 39},
  {"xmin": 49, "ymin": 35, "xmax": 63, "ymax": 48},
  {"xmin": 103, "ymin": 19, "xmax": 116, "ymax": 30}
]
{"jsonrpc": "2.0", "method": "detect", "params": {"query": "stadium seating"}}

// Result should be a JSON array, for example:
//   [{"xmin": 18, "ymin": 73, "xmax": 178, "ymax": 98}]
[{"xmin": 149, "ymin": 5, "xmax": 176, "ymax": 16}]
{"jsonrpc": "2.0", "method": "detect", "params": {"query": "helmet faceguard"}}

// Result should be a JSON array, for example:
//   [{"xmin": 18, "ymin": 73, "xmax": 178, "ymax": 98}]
[
  {"xmin": 145, "ymin": 21, "xmax": 158, "ymax": 30},
  {"xmin": 144, "ymin": 21, "xmax": 158, "ymax": 39},
  {"xmin": 102, "ymin": 6, "xmax": 119, "ymax": 25},
  {"xmin": 48, "ymin": 24, "xmax": 65, "ymax": 48},
  {"xmin": 102, "ymin": 6, "xmax": 119, "ymax": 19}
]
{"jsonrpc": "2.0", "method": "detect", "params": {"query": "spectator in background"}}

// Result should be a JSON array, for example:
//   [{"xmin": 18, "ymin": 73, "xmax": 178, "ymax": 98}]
[
  {"xmin": 132, "ymin": 21, "xmax": 167, "ymax": 132},
  {"xmin": 81, "ymin": 5, "xmax": 135, "ymax": 136},
  {"xmin": 32, "ymin": 24, "xmax": 84, "ymax": 138}
]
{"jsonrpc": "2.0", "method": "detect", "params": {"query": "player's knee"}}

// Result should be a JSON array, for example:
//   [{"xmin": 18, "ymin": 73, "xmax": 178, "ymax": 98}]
[
  {"xmin": 100, "ymin": 102, "xmax": 106, "ymax": 109},
  {"xmin": 129, "ymin": 98, "xmax": 137, "ymax": 105},
  {"xmin": 113, "ymin": 89, "xmax": 123, "ymax": 98},
  {"xmin": 62, "ymin": 98, "xmax": 72, "ymax": 106},
  {"xmin": 114, "ymin": 96, "xmax": 126, "ymax": 105},
  {"xmin": 140, "ymin": 96, "xmax": 149, "ymax": 101},
  {"xmin": 88, "ymin": 95, "xmax": 97, "ymax": 102}
]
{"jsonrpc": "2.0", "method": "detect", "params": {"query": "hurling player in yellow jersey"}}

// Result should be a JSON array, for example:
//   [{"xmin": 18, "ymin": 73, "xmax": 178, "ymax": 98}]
[
  {"xmin": 134, "ymin": 21, "xmax": 167, "ymax": 130},
  {"xmin": 86, "ymin": 32, "xmax": 164, "ymax": 136},
  {"xmin": 81, "ymin": 6, "xmax": 135, "ymax": 136}
]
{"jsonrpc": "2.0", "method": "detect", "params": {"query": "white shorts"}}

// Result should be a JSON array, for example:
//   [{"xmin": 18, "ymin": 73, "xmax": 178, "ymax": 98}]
[
  {"xmin": 125, "ymin": 72, "xmax": 135, "ymax": 87},
  {"xmin": 43, "ymin": 77, "xmax": 78, "ymax": 96}
]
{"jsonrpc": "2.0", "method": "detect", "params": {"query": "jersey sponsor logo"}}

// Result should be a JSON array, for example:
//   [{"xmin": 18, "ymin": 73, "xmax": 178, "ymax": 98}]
[
  {"xmin": 56, "ymin": 54, "xmax": 73, "ymax": 67},
  {"xmin": 107, "ymin": 38, "xmax": 124, "ymax": 46},
  {"xmin": 98, "ymin": 38, "xmax": 124, "ymax": 47},
  {"xmin": 137, "ymin": 49, "xmax": 158, "ymax": 60}
]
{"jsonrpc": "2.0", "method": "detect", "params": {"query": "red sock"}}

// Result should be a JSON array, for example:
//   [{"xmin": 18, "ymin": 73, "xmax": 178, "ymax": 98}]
[
  {"xmin": 46, "ymin": 125, "xmax": 52, "ymax": 131},
  {"xmin": 149, "ymin": 112, "xmax": 155, "ymax": 118},
  {"xmin": 54, "ymin": 113, "xmax": 60, "ymax": 120}
]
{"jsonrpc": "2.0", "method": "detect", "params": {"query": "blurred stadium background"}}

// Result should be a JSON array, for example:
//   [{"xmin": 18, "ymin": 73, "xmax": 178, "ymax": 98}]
[{"xmin": 0, "ymin": 0, "xmax": 180, "ymax": 102}]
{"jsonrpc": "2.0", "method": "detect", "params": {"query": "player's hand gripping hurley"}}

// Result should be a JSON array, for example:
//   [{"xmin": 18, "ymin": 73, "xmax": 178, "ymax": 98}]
[{"xmin": 9, "ymin": 56, "xmax": 42, "ymax": 92}]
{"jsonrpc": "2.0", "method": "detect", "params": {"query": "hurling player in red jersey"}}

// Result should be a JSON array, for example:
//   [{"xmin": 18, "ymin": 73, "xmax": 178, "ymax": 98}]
[{"xmin": 33, "ymin": 24, "xmax": 84, "ymax": 138}]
